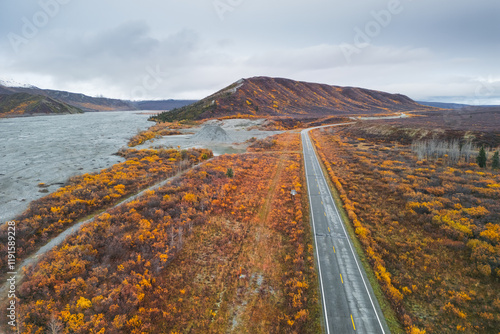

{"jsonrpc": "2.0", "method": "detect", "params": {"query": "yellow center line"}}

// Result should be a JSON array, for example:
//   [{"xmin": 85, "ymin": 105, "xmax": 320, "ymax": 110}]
[
  {"xmin": 340, "ymin": 273, "xmax": 344, "ymax": 284},
  {"xmin": 351, "ymin": 314, "xmax": 356, "ymax": 330},
  {"xmin": 324, "ymin": 212, "xmax": 326, "ymax": 216},
  {"xmin": 328, "ymin": 227, "xmax": 330, "ymax": 232},
  {"xmin": 333, "ymin": 246, "xmax": 336, "ymax": 253}
]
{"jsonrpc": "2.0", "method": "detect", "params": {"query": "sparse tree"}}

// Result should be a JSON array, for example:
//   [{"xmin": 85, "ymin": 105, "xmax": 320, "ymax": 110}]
[
  {"xmin": 462, "ymin": 141, "xmax": 474, "ymax": 162},
  {"xmin": 411, "ymin": 139, "xmax": 463, "ymax": 163},
  {"xmin": 492, "ymin": 151, "xmax": 499, "ymax": 169},
  {"xmin": 47, "ymin": 314, "xmax": 63, "ymax": 334},
  {"xmin": 476, "ymin": 146, "xmax": 487, "ymax": 168},
  {"xmin": 411, "ymin": 140, "xmax": 425, "ymax": 160},
  {"xmin": 449, "ymin": 139, "xmax": 461, "ymax": 163},
  {"xmin": 226, "ymin": 168, "xmax": 234, "ymax": 178}
]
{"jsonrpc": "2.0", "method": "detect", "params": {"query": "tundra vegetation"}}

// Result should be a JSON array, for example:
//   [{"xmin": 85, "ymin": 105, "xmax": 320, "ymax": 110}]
[
  {"xmin": 311, "ymin": 124, "xmax": 500, "ymax": 333},
  {"xmin": 127, "ymin": 123, "xmax": 184, "ymax": 147},
  {"xmin": 0, "ymin": 148, "xmax": 212, "ymax": 279},
  {"xmin": 0, "ymin": 93, "xmax": 82, "ymax": 117},
  {"xmin": 7, "ymin": 133, "xmax": 321, "ymax": 334}
]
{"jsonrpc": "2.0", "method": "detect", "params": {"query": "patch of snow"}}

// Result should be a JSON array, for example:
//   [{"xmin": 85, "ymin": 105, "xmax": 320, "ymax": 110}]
[
  {"xmin": 214, "ymin": 79, "xmax": 245, "ymax": 97},
  {"xmin": 0, "ymin": 78, "xmax": 38, "ymax": 89},
  {"xmin": 231, "ymin": 80, "xmax": 245, "ymax": 93}
]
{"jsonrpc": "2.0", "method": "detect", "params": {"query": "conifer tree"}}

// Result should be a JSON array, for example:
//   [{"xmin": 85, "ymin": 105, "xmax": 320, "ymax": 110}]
[
  {"xmin": 492, "ymin": 151, "xmax": 499, "ymax": 169},
  {"xmin": 476, "ymin": 147, "xmax": 487, "ymax": 168}
]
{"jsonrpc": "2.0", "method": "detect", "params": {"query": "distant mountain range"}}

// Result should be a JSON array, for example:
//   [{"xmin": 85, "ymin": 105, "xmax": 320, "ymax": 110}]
[
  {"xmin": 0, "ymin": 81, "xmax": 196, "ymax": 117},
  {"xmin": 0, "ymin": 93, "xmax": 82, "ymax": 117},
  {"xmin": 133, "ymin": 99, "xmax": 198, "ymax": 111},
  {"xmin": 3, "ymin": 77, "xmax": 456, "ymax": 120},
  {"xmin": 8, "ymin": 86, "xmax": 135, "ymax": 112},
  {"xmin": 417, "ymin": 101, "xmax": 470, "ymax": 109},
  {"xmin": 153, "ymin": 77, "xmax": 439, "ymax": 122}
]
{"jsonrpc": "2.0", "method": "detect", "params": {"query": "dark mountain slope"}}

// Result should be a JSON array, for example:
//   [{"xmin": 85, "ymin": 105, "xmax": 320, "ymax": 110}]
[
  {"xmin": 153, "ymin": 76, "xmax": 438, "ymax": 122},
  {"xmin": 0, "ymin": 83, "xmax": 195, "ymax": 112},
  {"xmin": 11, "ymin": 87, "xmax": 134, "ymax": 112},
  {"xmin": 132, "ymin": 99, "xmax": 197, "ymax": 111},
  {"xmin": 0, "ymin": 93, "xmax": 82, "ymax": 117}
]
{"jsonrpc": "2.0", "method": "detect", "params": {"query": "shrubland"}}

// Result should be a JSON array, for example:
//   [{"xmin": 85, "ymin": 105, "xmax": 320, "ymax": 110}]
[
  {"xmin": 127, "ymin": 123, "xmax": 184, "ymax": 147},
  {"xmin": 0, "ymin": 148, "xmax": 212, "ymax": 276},
  {"xmin": 248, "ymin": 132, "xmax": 302, "ymax": 152},
  {"xmin": 11, "ymin": 132, "xmax": 320, "ymax": 333},
  {"xmin": 311, "ymin": 124, "xmax": 500, "ymax": 333}
]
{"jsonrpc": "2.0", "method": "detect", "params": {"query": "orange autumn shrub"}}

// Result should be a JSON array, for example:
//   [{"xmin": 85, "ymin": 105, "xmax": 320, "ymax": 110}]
[
  {"xmin": 310, "ymin": 125, "xmax": 500, "ymax": 333},
  {"xmin": 128, "ymin": 123, "xmax": 183, "ymax": 147},
  {"xmin": 0, "ymin": 148, "xmax": 212, "ymax": 273},
  {"xmin": 13, "ymin": 132, "xmax": 320, "ymax": 334}
]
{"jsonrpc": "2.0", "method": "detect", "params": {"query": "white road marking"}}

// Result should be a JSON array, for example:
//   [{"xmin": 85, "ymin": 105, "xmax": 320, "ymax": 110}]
[{"xmin": 303, "ymin": 132, "xmax": 331, "ymax": 334}]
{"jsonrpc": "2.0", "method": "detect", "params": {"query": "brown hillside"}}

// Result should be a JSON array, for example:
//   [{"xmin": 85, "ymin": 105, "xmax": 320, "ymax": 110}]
[
  {"xmin": 154, "ymin": 76, "xmax": 438, "ymax": 121},
  {"xmin": 0, "ymin": 93, "xmax": 82, "ymax": 117}
]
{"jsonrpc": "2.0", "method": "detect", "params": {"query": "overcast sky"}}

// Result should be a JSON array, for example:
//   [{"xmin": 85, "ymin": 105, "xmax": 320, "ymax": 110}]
[{"xmin": 1, "ymin": 0, "xmax": 499, "ymax": 103}]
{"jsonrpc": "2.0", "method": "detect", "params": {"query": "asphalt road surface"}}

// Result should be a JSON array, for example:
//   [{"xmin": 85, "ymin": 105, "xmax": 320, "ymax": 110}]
[{"xmin": 301, "ymin": 126, "xmax": 390, "ymax": 334}]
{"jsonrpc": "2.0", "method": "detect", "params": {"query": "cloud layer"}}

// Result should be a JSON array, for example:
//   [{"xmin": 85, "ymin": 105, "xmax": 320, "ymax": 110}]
[{"xmin": 0, "ymin": 0, "xmax": 499, "ymax": 103}]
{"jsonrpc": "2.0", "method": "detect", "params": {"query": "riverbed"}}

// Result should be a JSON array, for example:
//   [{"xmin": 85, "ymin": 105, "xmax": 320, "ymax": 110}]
[
  {"xmin": 0, "ymin": 113, "xmax": 282, "ymax": 224},
  {"xmin": 0, "ymin": 111, "xmax": 152, "ymax": 223}
]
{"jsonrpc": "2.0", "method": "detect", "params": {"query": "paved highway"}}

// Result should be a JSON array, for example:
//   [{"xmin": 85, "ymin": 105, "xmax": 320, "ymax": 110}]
[{"xmin": 301, "ymin": 126, "xmax": 390, "ymax": 334}]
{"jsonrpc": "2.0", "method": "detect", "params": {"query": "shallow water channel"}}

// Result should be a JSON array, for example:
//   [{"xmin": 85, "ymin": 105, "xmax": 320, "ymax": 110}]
[{"xmin": 0, "ymin": 111, "xmax": 152, "ymax": 223}]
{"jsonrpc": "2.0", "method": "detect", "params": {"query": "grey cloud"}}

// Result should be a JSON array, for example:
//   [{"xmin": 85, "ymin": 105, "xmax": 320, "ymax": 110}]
[
  {"xmin": 78, "ymin": 21, "xmax": 160, "ymax": 59},
  {"xmin": 246, "ymin": 44, "xmax": 433, "ymax": 72},
  {"xmin": 5, "ymin": 22, "xmax": 203, "ymax": 96},
  {"xmin": 0, "ymin": 0, "xmax": 498, "ymax": 102}
]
